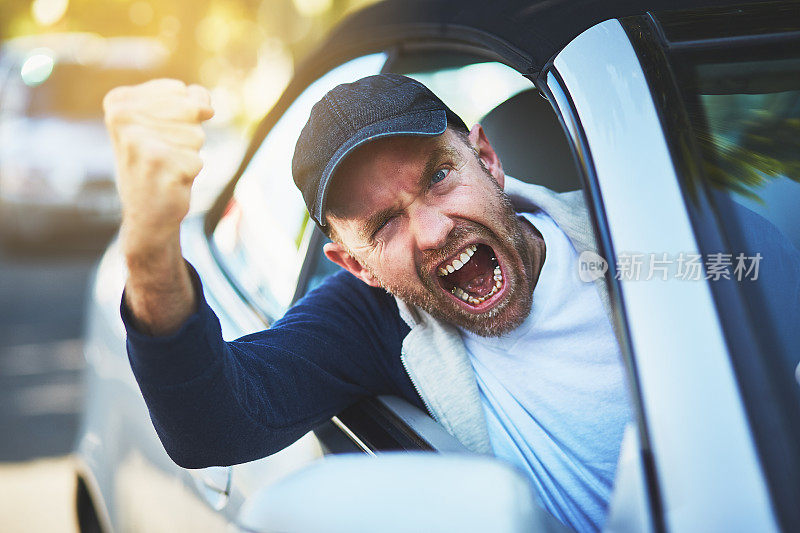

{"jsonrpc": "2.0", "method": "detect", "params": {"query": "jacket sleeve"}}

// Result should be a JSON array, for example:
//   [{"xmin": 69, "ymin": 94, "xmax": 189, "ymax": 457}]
[{"xmin": 123, "ymin": 265, "xmax": 408, "ymax": 468}]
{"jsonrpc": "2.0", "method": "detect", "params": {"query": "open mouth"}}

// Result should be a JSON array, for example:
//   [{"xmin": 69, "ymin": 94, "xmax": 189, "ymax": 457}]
[{"xmin": 436, "ymin": 243, "xmax": 504, "ymax": 308}]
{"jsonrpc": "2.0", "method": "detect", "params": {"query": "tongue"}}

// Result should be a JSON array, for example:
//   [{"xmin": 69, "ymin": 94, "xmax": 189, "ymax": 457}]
[{"xmin": 448, "ymin": 245, "xmax": 495, "ymax": 298}]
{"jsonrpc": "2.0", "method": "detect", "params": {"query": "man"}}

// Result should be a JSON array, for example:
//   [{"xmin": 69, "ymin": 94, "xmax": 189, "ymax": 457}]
[{"xmin": 105, "ymin": 74, "xmax": 632, "ymax": 532}]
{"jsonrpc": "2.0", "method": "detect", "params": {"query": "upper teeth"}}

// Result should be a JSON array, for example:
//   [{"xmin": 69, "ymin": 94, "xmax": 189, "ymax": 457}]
[{"xmin": 438, "ymin": 245, "xmax": 477, "ymax": 276}]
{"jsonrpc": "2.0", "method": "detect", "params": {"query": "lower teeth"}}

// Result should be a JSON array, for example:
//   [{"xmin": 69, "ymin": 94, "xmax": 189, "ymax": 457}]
[
  {"xmin": 451, "ymin": 278, "xmax": 501, "ymax": 304},
  {"xmin": 446, "ymin": 259, "xmax": 503, "ymax": 306}
]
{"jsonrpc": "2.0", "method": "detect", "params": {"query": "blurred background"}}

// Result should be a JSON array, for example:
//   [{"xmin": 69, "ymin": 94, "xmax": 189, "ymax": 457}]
[{"xmin": 0, "ymin": 0, "xmax": 376, "ymax": 530}]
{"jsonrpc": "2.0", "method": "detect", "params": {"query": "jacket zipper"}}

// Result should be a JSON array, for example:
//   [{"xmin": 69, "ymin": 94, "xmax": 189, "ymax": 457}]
[{"xmin": 400, "ymin": 349, "xmax": 440, "ymax": 423}]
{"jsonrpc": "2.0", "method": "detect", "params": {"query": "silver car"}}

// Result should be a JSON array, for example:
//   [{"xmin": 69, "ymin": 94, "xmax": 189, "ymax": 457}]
[{"xmin": 75, "ymin": 1, "xmax": 800, "ymax": 532}]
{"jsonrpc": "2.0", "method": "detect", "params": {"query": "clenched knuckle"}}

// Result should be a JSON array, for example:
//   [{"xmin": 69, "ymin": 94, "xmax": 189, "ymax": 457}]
[
  {"xmin": 149, "ymin": 78, "xmax": 187, "ymax": 92},
  {"xmin": 185, "ymin": 155, "xmax": 204, "ymax": 178},
  {"xmin": 103, "ymin": 85, "xmax": 125, "ymax": 105},
  {"xmin": 138, "ymin": 142, "xmax": 168, "ymax": 170}
]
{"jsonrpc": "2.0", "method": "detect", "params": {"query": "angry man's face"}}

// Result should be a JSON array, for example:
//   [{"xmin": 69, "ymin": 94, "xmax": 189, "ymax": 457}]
[{"xmin": 323, "ymin": 125, "xmax": 545, "ymax": 336}]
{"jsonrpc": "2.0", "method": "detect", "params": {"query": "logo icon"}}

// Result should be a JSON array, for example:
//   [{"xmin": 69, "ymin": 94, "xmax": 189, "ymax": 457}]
[{"xmin": 578, "ymin": 251, "xmax": 608, "ymax": 282}]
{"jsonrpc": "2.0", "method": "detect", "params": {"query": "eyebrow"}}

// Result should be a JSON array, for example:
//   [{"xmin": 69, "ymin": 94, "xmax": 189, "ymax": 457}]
[
  {"xmin": 420, "ymin": 145, "xmax": 460, "ymax": 188},
  {"xmin": 358, "ymin": 145, "xmax": 462, "ymax": 241}
]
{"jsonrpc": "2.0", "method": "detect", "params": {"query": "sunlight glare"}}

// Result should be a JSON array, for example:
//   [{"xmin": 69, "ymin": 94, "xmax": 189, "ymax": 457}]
[
  {"xmin": 31, "ymin": 0, "xmax": 69, "ymax": 26},
  {"xmin": 20, "ymin": 50, "xmax": 55, "ymax": 86}
]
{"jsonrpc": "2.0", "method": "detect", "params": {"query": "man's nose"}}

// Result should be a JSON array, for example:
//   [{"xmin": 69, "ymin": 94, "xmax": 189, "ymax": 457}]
[{"xmin": 410, "ymin": 203, "xmax": 454, "ymax": 251}]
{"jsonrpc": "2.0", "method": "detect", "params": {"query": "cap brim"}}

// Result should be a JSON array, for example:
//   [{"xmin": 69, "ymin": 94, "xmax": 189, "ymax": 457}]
[{"xmin": 313, "ymin": 108, "xmax": 447, "ymax": 226}]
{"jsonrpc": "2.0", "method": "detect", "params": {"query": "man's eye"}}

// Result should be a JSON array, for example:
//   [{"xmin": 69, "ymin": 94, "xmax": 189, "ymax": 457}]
[
  {"xmin": 374, "ymin": 215, "xmax": 395, "ymax": 236},
  {"xmin": 430, "ymin": 168, "xmax": 450, "ymax": 186}
]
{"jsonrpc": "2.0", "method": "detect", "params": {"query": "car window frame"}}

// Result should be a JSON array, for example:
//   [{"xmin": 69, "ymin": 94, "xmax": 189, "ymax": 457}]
[
  {"xmin": 199, "ymin": 31, "xmax": 674, "ymax": 533},
  {"xmin": 196, "ymin": 24, "xmax": 680, "ymax": 533}
]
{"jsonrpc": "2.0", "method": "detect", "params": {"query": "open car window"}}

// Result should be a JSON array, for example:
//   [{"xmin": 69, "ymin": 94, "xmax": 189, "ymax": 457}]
[
  {"xmin": 211, "ymin": 53, "xmax": 388, "ymax": 321},
  {"xmin": 205, "ymin": 33, "xmax": 642, "ymax": 532}
]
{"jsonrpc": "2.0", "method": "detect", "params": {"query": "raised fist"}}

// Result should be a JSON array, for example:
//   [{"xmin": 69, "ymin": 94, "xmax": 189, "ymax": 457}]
[{"xmin": 104, "ymin": 79, "xmax": 214, "ymax": 253}]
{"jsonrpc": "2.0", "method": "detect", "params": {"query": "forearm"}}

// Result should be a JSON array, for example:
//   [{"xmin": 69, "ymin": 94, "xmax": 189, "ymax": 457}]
[
  {"xmin": 122, "ymin": 222, "xmax": 197, "ymax": 336},
  {"xmin": 104, "ymin": 78, "xmax": 212, "ymax": 335}
]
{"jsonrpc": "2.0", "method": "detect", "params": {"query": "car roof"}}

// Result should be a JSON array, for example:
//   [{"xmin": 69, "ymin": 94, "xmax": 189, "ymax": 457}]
[{"xmin": 323, "ymin": 0, "xmax": 783, "ymax": 74}]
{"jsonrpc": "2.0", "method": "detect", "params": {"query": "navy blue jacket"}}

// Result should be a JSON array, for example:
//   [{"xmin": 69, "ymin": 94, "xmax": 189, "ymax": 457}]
[{"xmin": 123, "ymin": 267, "xmax": 423, "ymax": 468}]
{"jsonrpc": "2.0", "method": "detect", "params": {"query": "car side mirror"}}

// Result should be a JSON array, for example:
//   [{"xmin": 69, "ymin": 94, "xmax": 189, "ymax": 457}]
[{"xmin": 236, "ymin": 452, "xmax": 569, "ymax": 533}]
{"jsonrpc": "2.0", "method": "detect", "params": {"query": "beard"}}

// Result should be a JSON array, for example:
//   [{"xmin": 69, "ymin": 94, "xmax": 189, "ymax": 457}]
[{"xmin": 369, "ymin": 174, "xmax": 538, "ymax": 337}]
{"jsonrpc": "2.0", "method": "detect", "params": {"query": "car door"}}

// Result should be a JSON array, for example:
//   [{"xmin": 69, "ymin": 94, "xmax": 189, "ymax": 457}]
[
  {"xmin": 82, "ymin": 3, "xmax": 798, "ymax": 531},
  {"xmin": 542, "ymin": 5, "xmax": 799, "ymax": 533},
  {"xmin": 88, "ymin": 15, "xmax": 669, "ymax": 533}
]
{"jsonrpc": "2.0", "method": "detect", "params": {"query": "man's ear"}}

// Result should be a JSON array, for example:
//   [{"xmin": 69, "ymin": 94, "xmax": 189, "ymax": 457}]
[
  {"xmin": 468, "ymin": 124, "xmax": 505, "ymax": 188},
  {"xmin": 323, "ymin": 242, "xmax": 382, "ymax": 287}
]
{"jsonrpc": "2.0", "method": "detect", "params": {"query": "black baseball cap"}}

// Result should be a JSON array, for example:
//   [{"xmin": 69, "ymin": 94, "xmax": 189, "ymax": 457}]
[{"xmin": 291, "ymin": 73, "xmax": 467, "ymax": 227}]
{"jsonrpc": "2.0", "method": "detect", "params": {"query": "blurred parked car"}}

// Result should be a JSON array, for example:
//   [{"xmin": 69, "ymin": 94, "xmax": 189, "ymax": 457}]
[
  {"xmin": 75, "ymin": 1, "xmax": 800, "ymax": 532},
  {"xmin": 0, "ymin": 33, "xmax": 169, "ymax": 246}
]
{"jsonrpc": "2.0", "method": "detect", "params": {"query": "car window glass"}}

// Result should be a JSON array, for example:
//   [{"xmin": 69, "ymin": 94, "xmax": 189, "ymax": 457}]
[
  {"xmin": 212, "ymin": 53, "xmax": 387, "ymax": 320},
  {"xmin": 675, "ymin": 53, "xmax": 800, "ymax": 402},
  {"xmin": 697, "ymin": 88, "xmax": 800, "ymax": 250}
]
